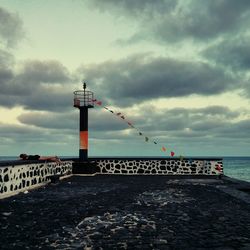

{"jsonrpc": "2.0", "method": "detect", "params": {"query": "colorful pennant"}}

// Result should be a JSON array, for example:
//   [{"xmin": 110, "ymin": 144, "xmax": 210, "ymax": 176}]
[{"xmin": 92, "ymin": 98, "xmax": 176, "ymax": 157}]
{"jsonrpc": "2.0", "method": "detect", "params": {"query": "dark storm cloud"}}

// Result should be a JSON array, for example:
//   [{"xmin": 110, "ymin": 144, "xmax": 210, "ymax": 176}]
[
  {"xmin": 81, "ymin": 55, "xmax": 235, "ymax": 106},
  {"xmin": 155, "ymin": 0, "xmax": 250, "ymax": 41},
  {"xmin": 0, "ymin": 7, "xmax": 73, "ymax": 111},
  {"xmin": 12, "ymin": 104, "xmax": 250, "ymax": 154},
  {"xmin": 91, "ymin": 104, "xmax": 249, "ymax": 148},
  {"xmin": 203, "ymin": 35, "xmax": 250, "ymax": 71},
  {"xmin": 17, "ymin": 109, "xmax": 129, "ymax": 132},
  {"xmin": 138, "ymin": 105, "xmax": 241, "ymax": 134},
  {"xmin": 202, "ymin": 35, "xmax": 250, "ymax": 97},
  {"xmin": 89, "ymin": 0, "xmax": 250, "ymax": 42},
  {"xmin": 89, "ymin": 110, "xmax": 129, "ymax": 131},
  {"xmin": 0, "ymin": 49, "xmax": 14, "ymax": 67},
  {"xmin": 19, "ymin": 103, "xmax": 243, "ymax": 143},
  {"xmin": 0, "ymin": 123, "xmax": 51, "ymax": 143},
  {"xmin": 0, "ymin": 6, "xmax": 24, "ymax": 47},
  {"xmin": 0, "ymin": 58, "xmax": 74, "ymax": 111},
  {"xmin": 88, "ymin": 0, "xmax": 176, "ymax": 17},
  {"xmin": 19, "ymin": 60, "xmax": 71, "ymax": 85},
  {"xmin": 17, "ymin": 111, "xmax": 78, "ymax": 130},
  {"xmin": 0, "ymin": 121, "xmax": 78, "ymax": 156},
  {"xmin": 0, "ymin": 49, "xmax": 15, "ymax": 96}
]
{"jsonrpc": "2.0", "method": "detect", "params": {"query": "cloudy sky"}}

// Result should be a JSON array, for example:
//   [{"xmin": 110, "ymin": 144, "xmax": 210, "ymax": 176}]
[{"xmin": 0, "ymin": 0, "xmax": 250, "ymax": 157}]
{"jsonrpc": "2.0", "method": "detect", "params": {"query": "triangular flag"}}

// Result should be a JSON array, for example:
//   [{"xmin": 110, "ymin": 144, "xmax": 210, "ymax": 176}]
[
  {"xmin": 215, "ymin": 165, "xmax": 222, "ymax": 172},
  {"xmin": 171, "ymin": 151, "xmax": 175, "ymax": 157},
  {"xmin": 162, "ymin": 146, "xmax": 166, "ymax": 152},
  {"xmin": 127, "ymin": 122, "xmax": 134, "ymax": 127}
]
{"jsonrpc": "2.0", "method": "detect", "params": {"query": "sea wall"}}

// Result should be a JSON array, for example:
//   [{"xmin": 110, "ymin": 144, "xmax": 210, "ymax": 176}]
[
  {"xmin": 0, "ymin": 161, "xmax": 73, "ymax": 199},
  {"xmin": 95, "ymin": 158, "xmax": 223, "ymax": 175},
  {"xmin": 1, "ymin": 158, "xmax": 223, "ymax": 198},
  {"xmin": 72, "ymin": 157, "xmax": 223, "ymax": 175}
]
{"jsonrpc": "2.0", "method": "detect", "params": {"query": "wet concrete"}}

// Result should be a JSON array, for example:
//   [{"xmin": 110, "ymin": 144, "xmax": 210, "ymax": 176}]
[{"xmin": 1, "ymin": 175, "xmax": 250, "ymax": 249}]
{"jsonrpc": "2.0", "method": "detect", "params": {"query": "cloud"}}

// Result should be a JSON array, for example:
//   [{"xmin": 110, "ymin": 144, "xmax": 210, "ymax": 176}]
[
  {"xmin": 202, "ymin": 35, "xmax": 250, "ymax": 97},
  {"xmin": 18, "ymin": 60, "xmax": 71, "ymax": 85},
  {"xmin": 203, "ymin": 35, "xmax": 250, "ymax": 71},
  {"xmin": 0, "ymin": 49, "xmax": 14, "ymax": 68},
  {"xmin": 136, "ymin": 105, "xmax": 242, "ymax": 135},
  {"xmin": 17, "ymin": 111, "xmax": 78, "ymax": 130},
  {"xmin": 0, "ymin": 58, "xmax": 74, "ymax": 111},
  {"xmin": 0, "ymin": 6, "xmax": 24, "ymax": 48},
  {"xmin": 80, "ymin": 55, "xmax": 235, "ymax": 106},
  {"xmin": 89, "ymin": 0, "xmax": 250, "ymax": 43},
  {"xmin": 4, "ymin": 103, "xmax": 250, "ymax": 156},
  {"xmin": 0, "ymin": 122, "xmax": 78, "ymax": 156},
  {"xmin": 0, "ymin": 7, "xmax": 74, "ymax": 112},
  {"xmin": 16, "ymin": 104, "xmax": 245, "ymax": 141},
  {"xmin": 17, "ymin": 109, "xmax": 129, "ymax": 132},
  {"xmin": 88, "ymin": 0, "xmax": 176, "ymax": 17}
]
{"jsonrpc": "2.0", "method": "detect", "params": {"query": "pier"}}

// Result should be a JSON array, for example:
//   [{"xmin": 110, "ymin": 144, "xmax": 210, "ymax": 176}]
[{"xmin": 1, "ymin": 173, "xmax": 250, "ymax": 249}]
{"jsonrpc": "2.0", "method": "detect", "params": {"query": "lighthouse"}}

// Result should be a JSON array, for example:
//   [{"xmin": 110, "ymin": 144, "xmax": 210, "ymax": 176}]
[{"xmin": 72, "ymin": 82, "xmax": 96, "ymax": 174}]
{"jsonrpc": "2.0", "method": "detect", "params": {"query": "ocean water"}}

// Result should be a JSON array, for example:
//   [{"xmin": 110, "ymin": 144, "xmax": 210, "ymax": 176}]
[
  {"xmin": 223, "ymin": 157, "xmax": 250, "ymax": 182},
  {"xmin": 0, "ymin": 156, "xmax": 249, "ymax": 182}
]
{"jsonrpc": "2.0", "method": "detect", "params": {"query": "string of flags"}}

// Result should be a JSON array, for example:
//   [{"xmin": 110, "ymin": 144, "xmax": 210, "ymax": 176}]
[{"xmin": 92, "ymin": 99, "xmax": 176, "ymax": 157}]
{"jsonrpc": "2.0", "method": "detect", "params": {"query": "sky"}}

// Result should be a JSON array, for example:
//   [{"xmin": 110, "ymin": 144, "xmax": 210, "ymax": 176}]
[{"xmin": 0, "ymin": 0, "xmax": 250, "ymax": 157}]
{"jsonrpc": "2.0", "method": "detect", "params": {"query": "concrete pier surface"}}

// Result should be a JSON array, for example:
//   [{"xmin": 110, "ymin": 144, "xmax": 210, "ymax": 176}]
[{"xmin": 1, "ymin": 175, "xmax": 250, "ymax": 249}]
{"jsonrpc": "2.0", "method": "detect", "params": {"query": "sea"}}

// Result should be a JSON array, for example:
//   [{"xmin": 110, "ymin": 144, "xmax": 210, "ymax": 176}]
[{"xmin": 0, "ymin": 156, "xmax": 249, "ymax": 182}]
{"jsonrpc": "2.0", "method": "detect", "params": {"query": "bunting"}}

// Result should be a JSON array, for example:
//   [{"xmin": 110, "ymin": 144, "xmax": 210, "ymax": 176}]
[{"xmin": 92, "ymin": 99, "xmax": 176, "ymax": 157}]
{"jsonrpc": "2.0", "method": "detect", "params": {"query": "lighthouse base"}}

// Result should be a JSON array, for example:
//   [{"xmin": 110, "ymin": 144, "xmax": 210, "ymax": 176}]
[{"xmin": 72, "ymin": 161, "xmax": 98, "ymax": 175}]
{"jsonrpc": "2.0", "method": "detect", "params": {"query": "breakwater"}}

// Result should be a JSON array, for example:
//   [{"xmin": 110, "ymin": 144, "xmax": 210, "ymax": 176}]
[
  {"xmin": 93, "ymin": 157, "xmax": 223, "ymax": 175},
  {"xmin": 1, "ymin": 157, "xmax": 222, "ymax": 198},
  {"xmin": 1, "ymin": 175, "xmax": 250, "ymax": 249},
  {"xmin": 0, "ymin": 160, "xmax": 72, "ymax": 199}
]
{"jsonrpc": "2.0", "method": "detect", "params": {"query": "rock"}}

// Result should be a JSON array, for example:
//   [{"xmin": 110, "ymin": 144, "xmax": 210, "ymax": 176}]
[
  {"xmin": 240, "ymin": 243, "xmax": 250, "ymax": 250},
  {"xmin": 218, "ymin": 216, "xmax": 227, "ymax": 222},
  {"xmin": 2, "ymin": 212, "xmax": 12, "ymax": 216},
  {"xmin": 154, "ymin": 239, "xmax": 168, "ymax": 245}
]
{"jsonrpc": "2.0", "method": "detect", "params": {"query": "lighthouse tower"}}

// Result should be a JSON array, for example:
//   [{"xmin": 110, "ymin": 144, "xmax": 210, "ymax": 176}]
[{"xmin": 72, "ymin": 82, "xmax": 96, "ymax": 174}]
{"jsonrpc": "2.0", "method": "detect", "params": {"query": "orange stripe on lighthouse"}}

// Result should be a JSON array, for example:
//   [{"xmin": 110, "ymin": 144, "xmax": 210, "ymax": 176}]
[{"xmin": 80, "ymin": 131, "xmax": 88, "ymax": 149}]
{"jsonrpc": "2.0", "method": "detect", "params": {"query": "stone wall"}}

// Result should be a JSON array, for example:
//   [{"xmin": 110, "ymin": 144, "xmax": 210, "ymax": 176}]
[
  {"xmin": 1, "ymin": 158, "xmax": 223, "ymax": 198},
  {"xmin": 0, "ymin": 161, "xmax": 73, "ymax": 199},
  {"xmin": 95, "ymin": 158, "xmax": 223, "ymax": 175}
]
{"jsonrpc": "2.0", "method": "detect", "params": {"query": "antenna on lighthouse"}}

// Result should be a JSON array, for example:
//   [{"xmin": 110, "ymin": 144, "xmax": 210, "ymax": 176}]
[{"xmin": 83, "ymin": 81, "xmax": 86, "ymax": 90}]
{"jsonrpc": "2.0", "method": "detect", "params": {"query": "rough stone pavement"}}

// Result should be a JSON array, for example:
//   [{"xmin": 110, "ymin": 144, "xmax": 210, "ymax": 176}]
[{"xmin": 1, "ymin": 175, "xmax": 250, "ymax": 250}]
